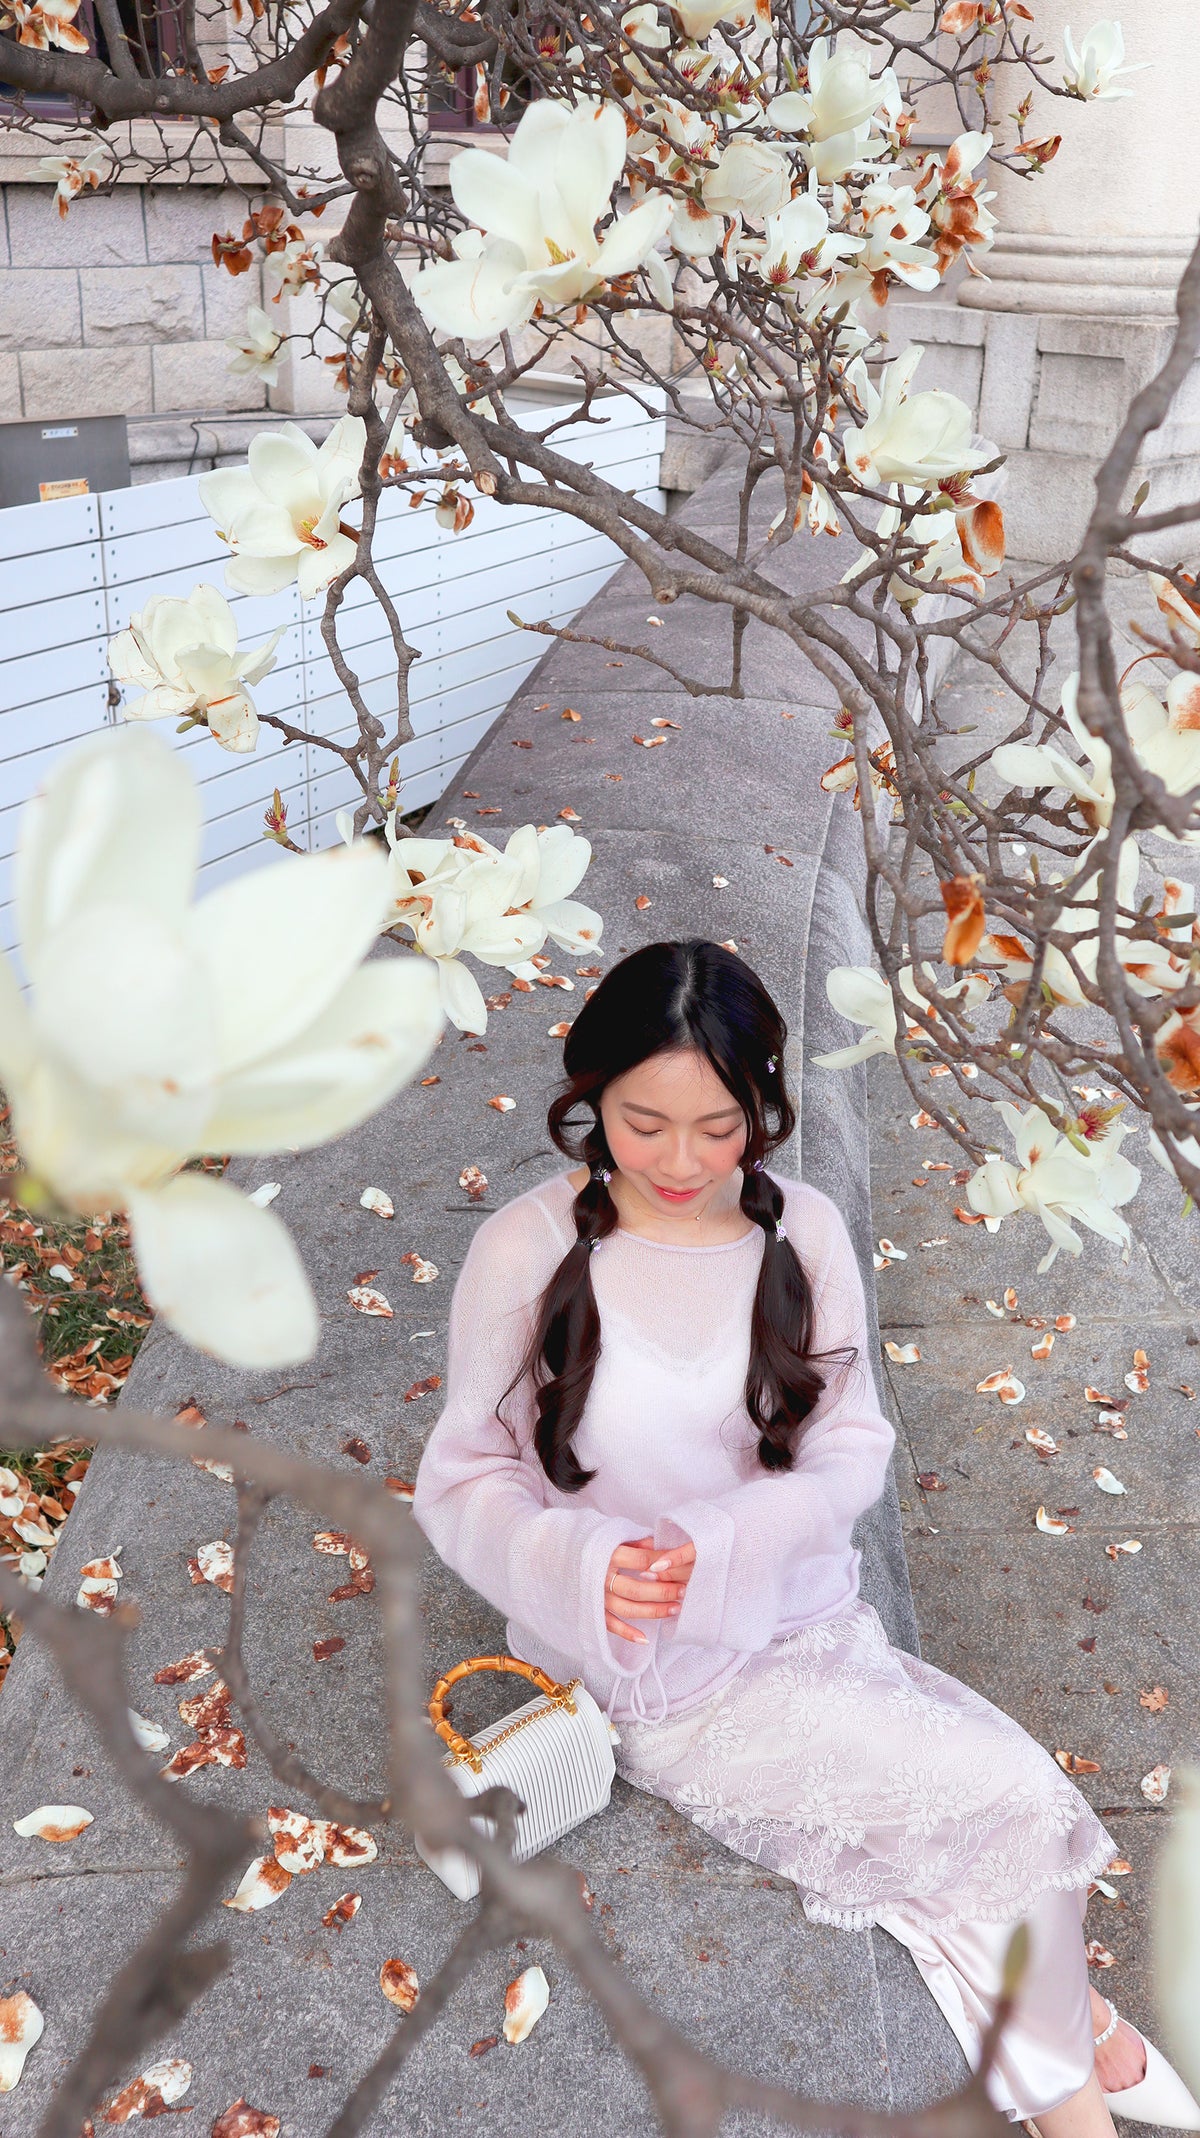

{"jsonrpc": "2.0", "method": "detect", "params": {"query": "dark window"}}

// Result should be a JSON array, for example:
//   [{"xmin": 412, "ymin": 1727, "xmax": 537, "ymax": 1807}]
[{"xmin": 426, "ymin": 55, "xmax": 536, "ymax": 133}]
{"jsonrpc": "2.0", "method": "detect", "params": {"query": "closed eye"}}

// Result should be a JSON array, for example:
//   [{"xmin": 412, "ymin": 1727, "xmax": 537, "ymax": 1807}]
[{"xmin": 628, "ymin": 1126, "xmax": 739, "ymax": 1140}]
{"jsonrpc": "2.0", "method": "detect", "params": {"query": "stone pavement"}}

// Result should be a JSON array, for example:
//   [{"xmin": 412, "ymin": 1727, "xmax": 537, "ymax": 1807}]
[
  {"xmin": 860, "ymin": 586, "xmax": 1199, "ymax": 2126},
  {"xmin": 3, "ymin": 484, "xmax": 1141, "ymax": 2132}
]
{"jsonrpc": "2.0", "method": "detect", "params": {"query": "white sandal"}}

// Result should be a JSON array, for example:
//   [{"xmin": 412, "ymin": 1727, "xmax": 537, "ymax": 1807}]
[{"xmin": 1094, "ymin": 1995, "xmax": 1200, "ymax": 2128}]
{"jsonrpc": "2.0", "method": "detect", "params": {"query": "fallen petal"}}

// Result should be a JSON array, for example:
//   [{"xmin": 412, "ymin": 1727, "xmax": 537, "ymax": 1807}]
[
  {"xmin": 102, "ymin": 2058, "xmax": 192, "ymax": 2121},
  {"xmin": 153, "ymin": 1651, "xmax": 214, "ymax": 1685},
  {"xmin": 1025, "ymin": 1427, "xmax": 1059, "ymax": 1454},
  {"xmin": 211, "ymin": 2101, "xmax": 281, "ymax": 2138},
  {"xmin": 1092, "ymin": 1466, "xmax": 1127, "ymax": 1494},
  {"xmin": 127, "ymin": 1709, "xmax": 170, "ymax": 1752},
  {"xmin": 1054, "ymin": 1749, "xmax": 1102, "ymax": 1775},
  {"xmin": 323, "ymin": 1822, "xmax": 377, "ymax": 1866},
  {"xmin": 503, "ymin": 1964, "xmax": 550, "ymax": 2044},
  {"xmin": 0, "ymin": 1992, "xmax": 44, "ymax": 2092},
  {"xmin": 190, "ymin": 1540, "xmax": 235, "ymax": 1592},
  {"xmin": 248, "ymin": 1182, "xmax": 281, "ymax": 1208},
  {"xmin": 1035, "ymin": 1505, "xmax": 1072, "ymax": 1535},
  {"xmin": 359, "ymin": 1188, "xmax": 395, "ymax": 1219},
  {"xmin": 1140, "ymin": 1762, "xmax": 1172, "ymax": 1804},
  {"xmin": 223, "ymin": 1855, "xmax": 294, "ymax": 1912},
  {"xmin": 884, "ymin": 1341, "xmax": 921, "ymax": 1364},
  {"xmin": 13, "ymin": 1805, "xmax": 93, "ymax": 1843},
  {"xmin": 347, "ymin": 1285, "xmax": 393, "ymax": 1317},
  {"xmin": 322, "ymin": 1892, "xmax": 362, "ymax": 1927},
  {"xmin": 380, "ymin": 1957, "xmax": 419, "ymax": 2011}
]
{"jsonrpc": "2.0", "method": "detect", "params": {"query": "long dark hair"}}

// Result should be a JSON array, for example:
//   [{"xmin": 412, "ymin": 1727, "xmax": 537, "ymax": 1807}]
[{"xmin": 496, "ymin": 938, "xmax": 854, "ymax": 1493}]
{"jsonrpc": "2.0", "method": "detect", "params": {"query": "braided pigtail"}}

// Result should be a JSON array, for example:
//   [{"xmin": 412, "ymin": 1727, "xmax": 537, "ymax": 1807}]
[{"xmin": 495, "ymin": 1121, "xmax": 619, "ymax": 1491}]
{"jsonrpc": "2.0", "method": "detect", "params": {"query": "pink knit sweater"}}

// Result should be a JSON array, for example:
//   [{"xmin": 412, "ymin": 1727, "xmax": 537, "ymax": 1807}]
[{"xmin": 412, "ymin": 1169, "xmax": 896, "ymax": 1724}]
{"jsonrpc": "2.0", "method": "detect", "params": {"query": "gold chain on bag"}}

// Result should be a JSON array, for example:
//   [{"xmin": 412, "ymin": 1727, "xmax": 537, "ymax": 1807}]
[{"xmin": 428, "ymin": 1654, "xmax": 581, "ymax": 1776}]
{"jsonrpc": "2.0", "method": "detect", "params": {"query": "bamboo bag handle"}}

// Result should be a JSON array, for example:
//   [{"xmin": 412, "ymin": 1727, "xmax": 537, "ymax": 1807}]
[{"xmin": 428, "ymin": 1654, "xmax": 580, "ymax": 1774}]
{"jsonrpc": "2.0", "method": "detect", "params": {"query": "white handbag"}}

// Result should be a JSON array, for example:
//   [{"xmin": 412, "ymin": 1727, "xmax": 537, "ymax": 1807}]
[{"xmin": 413, "ymin": 1654, "xmax": 620, "ymax": 1901}]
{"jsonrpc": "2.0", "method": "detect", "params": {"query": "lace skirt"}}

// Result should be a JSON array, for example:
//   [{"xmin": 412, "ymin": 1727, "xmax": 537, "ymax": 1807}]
[{"xmin": 615, "ymin": 1595, "xmax": 1120, "ymax": 2121}]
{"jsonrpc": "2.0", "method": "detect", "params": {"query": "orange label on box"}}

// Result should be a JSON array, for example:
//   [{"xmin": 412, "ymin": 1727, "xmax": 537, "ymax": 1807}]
[{"xmin": 39, "ymin": 477, "xmax": 90, "ymax": 501}]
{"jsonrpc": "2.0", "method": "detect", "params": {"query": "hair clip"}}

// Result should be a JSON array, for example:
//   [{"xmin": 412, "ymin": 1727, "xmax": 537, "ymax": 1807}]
[
  {"xmin": 590, "ymin": 1237, "xmax": 603, "ymax": 1254},
  {"xmin": 592, "ymin": 1166, "xmax": 612, "ymax": 1185},
  {"xmin": 766, "ymin": 1054, "xmax": 778, "ymax": 1074},
  {"xmin": 752, "ymin": 1157, "xmax": 765, "ymax": 1173},
  {"xmin": 775, "ymin": 1220, "xmax": 787, "ymax": 1243}
]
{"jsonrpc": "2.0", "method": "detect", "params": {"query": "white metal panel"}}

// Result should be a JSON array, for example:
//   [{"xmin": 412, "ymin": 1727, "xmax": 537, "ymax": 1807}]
[
  {"xmin": 0, "ymin": 391, "xmax": 663, "ymax": 930},
  {"xmin": 0, "ymin": 491, "xmax": 99, "ymax": 564}
]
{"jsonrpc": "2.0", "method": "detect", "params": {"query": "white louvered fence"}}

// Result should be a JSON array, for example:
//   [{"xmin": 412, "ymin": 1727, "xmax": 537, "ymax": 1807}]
[{"xmin": 0, "ymin": 386, "xmax": 666, "ymax": 955}]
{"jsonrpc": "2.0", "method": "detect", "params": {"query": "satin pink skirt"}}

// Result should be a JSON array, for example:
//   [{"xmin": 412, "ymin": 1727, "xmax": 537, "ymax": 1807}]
[{"xmin": 615, "ymin": 1596, "xmax": 1117, "ymax": 2121}]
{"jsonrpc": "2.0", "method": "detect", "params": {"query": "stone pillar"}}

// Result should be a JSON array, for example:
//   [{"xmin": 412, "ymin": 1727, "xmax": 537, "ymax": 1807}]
[{"xmin": 889, "ymin": 0, "xmax": 1200, "ymax": 562}]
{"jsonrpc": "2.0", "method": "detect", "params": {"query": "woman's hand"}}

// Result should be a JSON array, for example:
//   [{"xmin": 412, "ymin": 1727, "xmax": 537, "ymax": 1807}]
[{"xmin": 603, "ymin": 1534, "xmax": 696, "ymax": 1645}]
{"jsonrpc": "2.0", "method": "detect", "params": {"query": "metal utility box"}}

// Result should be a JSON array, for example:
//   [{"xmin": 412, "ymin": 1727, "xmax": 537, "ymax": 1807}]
[{"xmin": 0, "ymin": 414, "xmax": 130, "ymax": 509}]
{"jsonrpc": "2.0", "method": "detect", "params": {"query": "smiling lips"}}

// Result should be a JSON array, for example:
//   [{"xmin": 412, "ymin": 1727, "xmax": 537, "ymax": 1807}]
[{"xmin": 653, "ymin": 1184, "xmax": 702, "ymax": 1201}]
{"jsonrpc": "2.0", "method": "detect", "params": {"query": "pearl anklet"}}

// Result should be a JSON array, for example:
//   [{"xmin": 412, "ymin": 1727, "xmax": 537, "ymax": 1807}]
[{"xmin": 1093, "ymin": 1994, "xmax": 1119, "ymax": 2047}]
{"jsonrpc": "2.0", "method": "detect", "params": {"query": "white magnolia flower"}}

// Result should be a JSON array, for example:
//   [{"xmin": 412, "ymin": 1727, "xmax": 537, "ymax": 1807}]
[
  {"xmin": 265, "ymin": 235, "xmax": 322, "ymax": 297},
  {"xmin": 0, "ymin": 727, "xmax": 443, "ymax": 1368},
  {"xmin": 1062, "ymin": 20, "xmax": 1148, "ymax": 99},
  {"xmin": 843, "ymin": 486, "xmax": 997, "ymax": 604},
  {"xmin": 768, "ymin": 39, "xmax": 897, "ymax": 182},
  {"xmin": 811, "ymin": 962, "xmax": 990, "ymax": 1069},
  {"xmin": 842, "ymin": 344, "xmax": 992, "ymax": 492},
  {"xmin": 620, "ymin": 1, "xmax": 671, "ymax": 88},
  {"xmin": 841, "ymin": 175, "xmax": 941, "ymax": 298},
  {"xmin": 1118, "ymin": 672, "xmax": 1200, "ymax": 840},
  {"xmin": 965, "ymin": 1100, "xmax": 1140, "ymax": 1272},
  {"xmin": 198, "ymin": 415, "xmax": 365, "ymax": 600},
  {"xmin": 108, "ymin": 585, "xmax": 283, "ymax": 755},
  {"xmin": 34, "ymin": 139, "xmax": 105, "ymax": 217},
  {"xmin": 990, "ymin": 669, "xmax": 1200, "ymax": 843},
  {"xmin": 225, "ymin": 303, "xmax": 284, "ymax": 387},
  {"xmin": 412, "ymin": 97, "xmax": 673, "ymax": 340},
  {"xmin": 976, "ymin": 837, "xmax": 1191, "ymax": 1005},
  {"xmin": 748, "ymin": 191, "xmax": 863, "ymax": 289},
  {"xmin": 385, "ymin": 821, "xmax": 602, "ymax": 1034},
  {"xmin": 701, "ymin": 136, "xmax": 791, "ymax": 224},
  {"xmin": 669, "ymin": 0, "xmax": 738, "ymax": 36}
]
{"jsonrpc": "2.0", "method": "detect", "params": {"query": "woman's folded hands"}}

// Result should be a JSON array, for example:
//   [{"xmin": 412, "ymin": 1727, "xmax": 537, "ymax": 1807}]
[{"xmin": 603, "ymin": 1535, "xmax": 696, "ymax": 1645}]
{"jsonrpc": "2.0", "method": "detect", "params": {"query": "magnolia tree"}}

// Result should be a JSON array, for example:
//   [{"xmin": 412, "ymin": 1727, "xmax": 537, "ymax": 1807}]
[
  {"xmin": 2, "ymin": 0, "xmax": 1198, "ymax": 1281},
  {"xmin": 3, "ymin": 0, "xmax": 1200, "ymax": 2122}
]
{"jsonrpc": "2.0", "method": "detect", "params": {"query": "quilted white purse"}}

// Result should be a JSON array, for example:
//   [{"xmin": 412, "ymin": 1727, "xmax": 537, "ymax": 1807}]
[{"xmin": 413, "ymin": 1655, "xmax": 620, "ymax": 1900}]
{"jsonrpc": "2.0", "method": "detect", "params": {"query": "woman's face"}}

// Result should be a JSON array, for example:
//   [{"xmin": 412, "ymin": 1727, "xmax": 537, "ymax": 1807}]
[{"xmin": 600, "ymin": 1047, "xmax": 750, "ymax": 1222}]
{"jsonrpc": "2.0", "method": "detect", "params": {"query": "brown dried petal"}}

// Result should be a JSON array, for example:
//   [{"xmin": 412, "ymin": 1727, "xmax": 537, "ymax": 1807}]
[
  {"xmin": 102, "ymin": 2059, "xmax": 192, "ymax": 2121},
  {"xmin": 380, "ymin": 1957, "xmax": 419, "ymax": 2011},
  {"xmin": 312, "ymin": 1530, "xmax": 354, "ymax": 1556},
  {"xmin": 153, "ymin": 1651, "xmax": 214, "ymax": 1686},
  {"xmin": 177, "ymin": 1681, "xmax": 232, "ymax": 1732},
  {"xmin": 322, "ymin": 1892, "xmax": 361, "ymax": 1928},
  {"xmin": 190, "ymin": 1540, "xmax": 235, "ymax": 1592},
  {"xmin": 323, "ymin": 1822, "xmax": 377, "ymax": 1866},
  {"xmin": 211, "ymin": 2101, "xmax": 281, "ymax": 2138}
]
